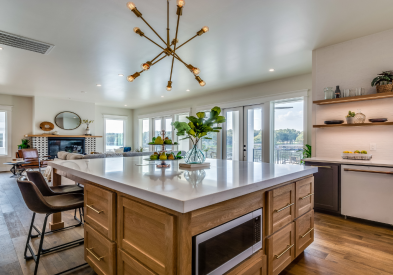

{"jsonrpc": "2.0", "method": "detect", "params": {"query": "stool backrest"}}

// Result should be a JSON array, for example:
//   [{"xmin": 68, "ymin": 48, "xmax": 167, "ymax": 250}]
[
  {"xmin": 26, "ymin": 171, "xmax": 55, "ymax": 196},
  {"xmin": 17, "ymin": 176, "xmax": 53, "ymax": 214}
]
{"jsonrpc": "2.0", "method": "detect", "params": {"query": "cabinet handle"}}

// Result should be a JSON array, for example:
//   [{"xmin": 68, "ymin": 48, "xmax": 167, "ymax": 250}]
[
  {"xmin": 275, "ymin": 203, "xmax": 294, "ymax": 213},
  {"xmin": 311, "ymin": 165, "xmax": 331, "ymax": 169},
  {"xmin": 87, "ymin": 204, "xmax": 103, "ymax": 214},
  {"xmin": 344, "ymin": 168, "xmax": 393, "ymax": 175},
  {"xmin": 300, "ymin": 227, "xmax": 314, "ymax": 238},
  {"xmin": 300, "ymin": 193, "xmax": 314, "ymax": 200},
  {"xmin": 275, "ymin": 244, "xmax": 294, "ymax": 259},
  {"xmin": 86, "ymin": 248, "xmax": 104, "ymax": 261}
]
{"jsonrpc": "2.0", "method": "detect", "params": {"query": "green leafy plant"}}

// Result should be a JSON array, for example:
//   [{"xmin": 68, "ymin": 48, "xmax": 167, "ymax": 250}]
[
  {"xmin": 300, "ymin": 144, "xmax": 312, "ymax": 164},
  {"xmin": 371, "ymin": 71, "xmax": 393, "ymax": 86},
  {"xmin": 175, "ymin": 151, "xmax": 183, "ymax": 159},
  {"xmin": 172, "ymin": 106, "xmax": 226, "ymax": 146},
  {"xmin": 134, "ymin": 147, "xmax": 144, "ymax": 152},
  {"xmin": 346, "ymin": 111, "xmax": 355, "ymax": 118},
  {"xmin": 18, "ymin": 138, "xmax": 30, "ymax": 149}
]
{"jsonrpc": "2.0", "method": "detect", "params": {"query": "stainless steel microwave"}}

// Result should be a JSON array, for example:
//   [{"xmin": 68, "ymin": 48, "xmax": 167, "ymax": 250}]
[{"xmin": 193, "ymin": 208, "xmax": 262, "ymax": 275}]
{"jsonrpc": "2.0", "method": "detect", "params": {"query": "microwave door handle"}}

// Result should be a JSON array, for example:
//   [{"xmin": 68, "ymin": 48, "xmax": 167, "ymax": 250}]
[{"xmin": 344, "ymin": 168, "xmax": 393, "ymax": 175}]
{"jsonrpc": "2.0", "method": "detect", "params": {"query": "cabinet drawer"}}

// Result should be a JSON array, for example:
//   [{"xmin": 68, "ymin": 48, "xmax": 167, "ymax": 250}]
[
  {"xmin": 295, "ymin": 210, "xmax": 314, "ymax": 257},
  {"xmin": 266, "ymin": 222, "xmax": 295, "ymax": 275},
  {"xmin": 85, "ymin": 184, "xmax": 116, "ymax": 241},
  {"xmin": 266, "ymin": 183, "xmax": 295, "ymax": 236},
  {"xmin": 225, "ymin": 251, "xmax": 266, "ymax": 275},
  {"xmin": 85, "ymin": 223, "xmax": 116, "ymax": 275},
  {"xmin": 118, "ymin": 249, "xmax": 156, "ymax": 275},
  {"xmin": 295, "ymin": 177, "xmax": 314, "ymax": 218}
]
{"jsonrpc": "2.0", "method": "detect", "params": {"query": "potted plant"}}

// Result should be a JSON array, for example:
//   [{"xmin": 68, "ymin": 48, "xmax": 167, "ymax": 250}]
[
  {"xmin": 172, "ymin": 106, "xmax": 225, "ymax": 164},
  {"xmin": 82, "ymin": 119, "xmax": 94, "ymax": 135},
  {"xmin": 18, "ymin": 138, "xmax": 30, "ymax": 149},
  {"xmin": 346, "ymin": 111, "xmax": 356, "ymax": 124},
  {"xmin": 371, "ymin": 71, "xmax": 393, "ymax": 93}
]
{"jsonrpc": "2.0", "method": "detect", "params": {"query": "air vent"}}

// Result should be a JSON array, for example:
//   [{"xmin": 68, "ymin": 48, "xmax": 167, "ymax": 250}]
[{"xmin": 0, "ymin": 30, "xmax": 54, "ymax": 54}]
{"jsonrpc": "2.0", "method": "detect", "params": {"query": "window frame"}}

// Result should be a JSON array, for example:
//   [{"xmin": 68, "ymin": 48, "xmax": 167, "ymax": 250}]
[
  {"xmin": 0, "ymin": 106, "xmax": 12, "ymax": 157},
  {"xmin": 103, "ymin": 115, "xmax": 127, "ymax": 152}
]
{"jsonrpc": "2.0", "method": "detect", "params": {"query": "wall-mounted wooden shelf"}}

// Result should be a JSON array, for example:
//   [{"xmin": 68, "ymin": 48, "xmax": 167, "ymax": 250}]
[
  {"xmin": 314, "ymin": 122, "xmax": 393, "ymax": 128},
  {"xmin": 27, "ymin": 135, "xmax": 102, "ymax": 138},
  {"xmin": 313, "ymin": 92, "xmax": 393, "ymax": 105}
]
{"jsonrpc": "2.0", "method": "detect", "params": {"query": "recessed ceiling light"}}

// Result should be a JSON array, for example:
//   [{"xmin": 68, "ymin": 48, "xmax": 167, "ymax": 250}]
[
  {"xmin": 161, "ymin": 96, "xmax": 164, "ymax": 98},
  {"xmin": 186, "ymin": 89, "xmax": 190, "ymax": 92},
  {"xmin": 269, "ymin": 69, "xmax": 275, "ymax": 72},
  {"xmin": 124, "ymin": 105, "xmax": 127, "ymax": 106},
  {"xmin": 96, "ymin": 84, "xmax": 101, "ymax": 87},
  {"xmin": 0, "ymin": 47, "xmax": 2, "ymax": 50},
  {"xmin": 119, "ymin": 74, "xmax": 124, "ymax": 77}
]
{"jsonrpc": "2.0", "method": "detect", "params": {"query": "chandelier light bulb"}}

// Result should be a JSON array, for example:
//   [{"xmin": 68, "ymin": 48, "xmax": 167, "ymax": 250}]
[
  {"xmin": 141, "ymin": 61, "xmax": 152, "ymax": 71},
  {"xmin": 177, "ymin": 0, "xmax": 185, "ymax": 7},
  {"xmin": 127, "ymin": 2, "xmax": 136, "ymax": 10},
  {"xmin": 167, "ymin": 81, "xmax": 172, "ymax": 91},
  {"xmin": 133, "ymin": 27, "xmax": 140, "ymax": 33},
  {"xmin": 202, "ymin": 26, "xmax": 209, "ymax": 33},
  {"xmin": 199, "ymin": 81, "xmax": 206, "ymax": 87},
  {"xmin": 192, "ymin": 67, "xmax": 200, "ymax": 76},
  {"xmin": 127, "ymin": 75, "xmax": 135, "ymax": 82}
]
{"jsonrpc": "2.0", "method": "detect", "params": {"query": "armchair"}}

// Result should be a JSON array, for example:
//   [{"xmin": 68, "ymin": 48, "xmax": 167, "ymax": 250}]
[{"xmin": 16, "ymin": 149, "xmax": 53, "ymax": 172}]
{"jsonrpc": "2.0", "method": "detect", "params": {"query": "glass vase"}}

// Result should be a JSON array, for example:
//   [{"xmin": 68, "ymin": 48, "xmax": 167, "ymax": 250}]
[{"xmin": 185, "ymin": 145, "xmax": 206, "ymax": 164}]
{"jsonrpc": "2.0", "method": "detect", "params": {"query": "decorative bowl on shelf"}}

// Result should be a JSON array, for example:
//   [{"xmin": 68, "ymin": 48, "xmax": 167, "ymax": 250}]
[
  {"xmin": 369, "ymin": 118, "xmax": 388, "ymax": 123},
  {"xmin": 341, "ymin": 153, "xmax": 372, "ymax": 160},
  {"xmin": 324, "ymin": 120, "xmax": 344, "ymax": 125}
]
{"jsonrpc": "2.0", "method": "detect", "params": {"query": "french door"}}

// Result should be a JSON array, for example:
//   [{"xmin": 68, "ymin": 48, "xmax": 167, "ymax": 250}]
[
  {"xmin": 152, "ymin": 116, "xmax": 173, "ymax": 151},
  {"xmin": 222, "ymin": 104, "xmax": 263, "ymax": 162}
]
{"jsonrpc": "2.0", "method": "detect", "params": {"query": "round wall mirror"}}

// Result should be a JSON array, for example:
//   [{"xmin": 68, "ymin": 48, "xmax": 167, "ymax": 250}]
[{"xmin": 54, "ymin": 111, "xmax": 81, "ymax": 130}]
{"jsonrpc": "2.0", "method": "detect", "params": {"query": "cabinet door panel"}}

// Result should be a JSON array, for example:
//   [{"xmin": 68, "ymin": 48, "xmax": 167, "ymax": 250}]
[
  {"xmin": 295, "ymin": 177, "xmax": 314, "ymax": 218},
  {"xmin": 118, "ymin": 196, "xmax": 175, "ymax": 275},
  {"xmin": 295, "ymin": 210, "xmax": 314, "ymax": 257},
  {"xmin": 305, "ymin": 162, "xmax": 339, "ymax": 213}
]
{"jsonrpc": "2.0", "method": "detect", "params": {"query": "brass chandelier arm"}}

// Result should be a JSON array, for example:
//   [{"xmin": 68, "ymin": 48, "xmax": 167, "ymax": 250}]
[
  {"xmin": 166, "ymin": 0, "xmax": 170, "ymax": 47},
  {"xmin": 142, "ymin": 34, "xmax": 166, "ymax": 50},
  {"xmin": 176, "ymin": 34, "xmax": 198, "ymax": 50},
  {"xmin": 140, "ymin": 16, "xmax": 167, "ymax": 46},
  {"xmin": 152, "ymin": 55, "xmax": 167, "ymax": 65},
  {"xmin": 151, "ymin": 51, "xmax": 165, "ymax": 62},
  {"xmin": 169, "ymin": 8, "xmax": 181, "ymax": 82}
]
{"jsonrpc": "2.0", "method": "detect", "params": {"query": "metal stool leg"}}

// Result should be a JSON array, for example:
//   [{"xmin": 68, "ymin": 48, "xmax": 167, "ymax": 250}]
[
  {"xmin": 34, "ymin": 214, "xmax": 49, "ymax": 275},
  {"xmin": 24, "ymin": 213, "xmax": 36, "ymax": 259}
]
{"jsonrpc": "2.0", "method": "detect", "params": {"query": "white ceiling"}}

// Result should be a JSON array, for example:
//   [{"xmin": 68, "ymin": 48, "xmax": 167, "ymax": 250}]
[{"xmin": 1, "ymin": 0, "xmax": 393, "ymax": 109}]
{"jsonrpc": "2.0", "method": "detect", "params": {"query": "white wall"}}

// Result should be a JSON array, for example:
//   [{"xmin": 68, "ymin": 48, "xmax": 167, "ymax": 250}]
[
  {"xmin": 133, "ymin": 73, "xmax": 312, "ymax": 150},
  {"xmin": 95, "ymin": 106, "xmax": 133, "ymax": 153},
  {"xmin": 0, "ymin": 95, "xmax": 33, "ymax": 171},
  {"xmin": 312, "ymin": 28, "xmax": 393, "ymax": 160},
  {"xmin": 33, "ymin": 97, "xmax": 96, "ymax": 135}
]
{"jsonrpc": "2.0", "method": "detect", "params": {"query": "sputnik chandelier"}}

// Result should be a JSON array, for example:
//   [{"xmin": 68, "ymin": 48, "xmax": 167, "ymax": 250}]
[{"xmin": 126, "ymin": 0, "xmax": 209, "ymax": 91}]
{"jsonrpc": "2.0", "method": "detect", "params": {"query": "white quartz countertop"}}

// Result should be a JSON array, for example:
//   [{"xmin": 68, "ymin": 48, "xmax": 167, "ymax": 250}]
[
  {"xmin": 49, "ymin": 157, "xmax": 317, "ymax": 213},
  {"xmin": 303, "ymin": 157, "xmax": 393, "ymax": 167}
]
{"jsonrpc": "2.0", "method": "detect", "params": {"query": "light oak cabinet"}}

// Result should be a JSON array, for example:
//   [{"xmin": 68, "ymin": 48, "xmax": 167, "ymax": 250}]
[
  {"xmin": 118, "ymin": 248, "xmax": 156, "ymax": 275},
  {"xmin": 118, "ymin": 196, "xmax": 176, "ymax": 275},
  {"xmin": 85, "ymin": 184, "xmax": 116, "ymax": 241},
  {"xmin": 266, "ymin": 223, "xmax": 295, "ymax": 275},
  {"xmin": 85, "ymin": 223, "xmax": 116, "ymax": 275},
  {"xmin": 295, "ymin": 177, "xmax": 314, "ymax": 218},
  {"xmin": 266, "ymin": 183, "xmax": 296, "ymax": 236},
  {"xmin": 225, "ymin": 251, "xmax": 267, "ymax": 275},
  {"xmin": 295, "ymin": 210, "xmax": 314, "ymax": 257}
]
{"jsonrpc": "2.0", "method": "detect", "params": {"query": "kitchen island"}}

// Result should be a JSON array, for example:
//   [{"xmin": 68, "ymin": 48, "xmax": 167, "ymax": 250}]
[{"xmin": 49, "ymin": 157, "xmax": 317, "ymax": 275}]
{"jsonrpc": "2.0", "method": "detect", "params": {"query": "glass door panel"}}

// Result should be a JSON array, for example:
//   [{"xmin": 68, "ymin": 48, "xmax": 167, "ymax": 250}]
[
  {"xmin": 244, "ymin": 105, "xmax": 263, "ymax": 162},
  {"xmin": 142, "ymin": 119, "xmax": 150, "ymax": 152},
  {"xmin": 175, "ymin": 113, "xmax": 190, "ymax": 152},
  {"xmin": 273, "ymin": 99, "xmax": 304, "ymax": 164},
  {"xmin": 153, "ymin": 118, "xmax": 162, "ymax": 152},
  {"xmin": 223, "ymin": 108, "xmax": 243, "ymax": 160},
  {"xmin": 201, "ymin": 111, "xmax": 218, "ymax": 159}
]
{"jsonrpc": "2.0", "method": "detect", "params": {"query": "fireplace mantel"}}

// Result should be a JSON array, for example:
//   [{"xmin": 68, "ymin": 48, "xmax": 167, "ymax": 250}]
[{"xmin": 27, "ymin": 135, "xmax": 102, "ymax": 138}]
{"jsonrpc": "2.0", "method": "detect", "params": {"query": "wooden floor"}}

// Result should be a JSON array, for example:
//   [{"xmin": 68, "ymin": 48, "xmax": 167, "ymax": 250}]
[{"xmin": 1, "ymin": 172, "xmax": 392, "ymax": 275}]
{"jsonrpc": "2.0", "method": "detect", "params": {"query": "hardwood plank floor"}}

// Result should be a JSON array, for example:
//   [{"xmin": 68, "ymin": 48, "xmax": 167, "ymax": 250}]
[{"xmin": 1, "ymin": 171, "xmax": 392, "ymax": 275}]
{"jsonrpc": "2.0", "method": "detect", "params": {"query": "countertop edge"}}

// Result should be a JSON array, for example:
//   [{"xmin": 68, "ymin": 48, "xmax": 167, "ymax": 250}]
[
  {"xmin": 303, "ymin": 158, "xmax": 393, "ymax": 167},
  {"xmin": 49, "ymin": 162, "xmax": 317, "ymax": 213}
]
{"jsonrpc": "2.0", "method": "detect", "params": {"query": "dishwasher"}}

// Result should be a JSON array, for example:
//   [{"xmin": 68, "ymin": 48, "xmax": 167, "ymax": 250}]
[{"xmin": 341, "ymin": 165, "xmax": 393, "ymax": 225}]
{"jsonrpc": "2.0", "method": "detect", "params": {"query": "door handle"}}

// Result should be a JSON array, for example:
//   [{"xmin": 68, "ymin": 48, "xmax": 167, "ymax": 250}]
[
  {"xmin": 275, "ymin": 244, "xmax": 294, "ymax": 259},
  {"xmin": 344, "ymin": 168, "xmax": 393, "ymax": 175},
  {"xmin": 87, "ymin": 204, "xmax": 104, "ymax": 214},
  {"xmin": 311, "ymin": 165, "xmax": 331, "ymax": 169},
  {"xmin": 275, "ymin": 203, "xmax": 294, "ymax": 213}
]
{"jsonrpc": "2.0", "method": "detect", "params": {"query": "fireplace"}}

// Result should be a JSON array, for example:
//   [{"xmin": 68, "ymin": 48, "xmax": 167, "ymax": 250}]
[{"xmin": 48, "ymin": 137, "xmax": 85, "ymax": 158}]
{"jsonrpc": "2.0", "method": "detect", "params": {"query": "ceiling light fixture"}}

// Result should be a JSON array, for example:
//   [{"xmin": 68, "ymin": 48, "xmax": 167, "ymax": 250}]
[
  {"xmin": 119, "ymin": 74, "xmax": 124, "ymax": 76},
  {"xmin": 126, "ymin": 0, "xmax": 209, "ymax": 90},
  {"xmin": 161, "ymin": 95, "xmax": 164, "ymax": 97},
  {"xmin": 125, "ymin": 105, "xmax": 127, "ymax": 106},
  {"xmin": 0, "ymin": 47, "xmax": 2, "ymax": 50},
  {"xmin": 269, "ymin": 69, "xmax": 275, "ymax": 72},
  {"xmin": 186, "ymin": 89, "xmax": 190, "ymax": 92},
  {"xmin": 96, "ymin": 84, "xmax": 102, "ymax": 87}
]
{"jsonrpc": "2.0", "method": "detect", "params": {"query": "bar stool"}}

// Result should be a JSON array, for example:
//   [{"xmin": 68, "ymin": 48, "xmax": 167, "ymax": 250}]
[
  {"xmin": 26, "ymin": 171, "xmax": 84, "ymax": 225},
  {"xmin": 16, "ymin": 176, "xmax": 87, "ymax": 275}
]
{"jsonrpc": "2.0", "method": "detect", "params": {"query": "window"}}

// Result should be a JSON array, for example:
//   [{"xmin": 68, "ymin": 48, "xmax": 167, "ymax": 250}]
[
  {"xmin": 141, "ymin": 119, "xmax": 150, "ymax": 152},
  {"xmin": 104, "ymin": 115, "xmax": 127, "ymax": 152},
  {"xmin": 272, "ymin": 99, "xmax": 304, "ymax": 164},
  {"xmin": 174, "ymin": 113, "xmax": 190, "ymax": 152},
  {"xmin": 0, "ymin": 107, "xmax": 11, "ymax": 157},
  {"xmin": 201, "ymin": 111, "xmax": 218, "ymax": 159}
]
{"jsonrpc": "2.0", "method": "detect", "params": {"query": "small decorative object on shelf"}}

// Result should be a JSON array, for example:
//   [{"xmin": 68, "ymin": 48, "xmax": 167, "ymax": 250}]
[
  {"xmin": 335, "ymin": 85, "xmax": 341, "ymax": 98},
  {"xmin": 147, "ymin": 130, "xmax": 182, "ymax": 168},
  {"xmin": 324, "ymin": 87, "xmax": 334, "ymax": 99},
  {"xmin": 17, "ymin": 138, "xmax": 30, "ymax": 149},
  {"xmin": 172, "ymin": 106, "xmax": 226, "ymax": 164},
  {"xmin": 371, "ymin": 71, "xmax": 393, "ymax": 93},
  {"xmin": 82, "ymin": 119, "xmax": 94, "ymax": 136},
  {"xmin": 342, "ymin": 150, "xmax": 372, "ymax": 160},
  {"xmin": 354, "ymin": 109, "xmax": 366, "ymax": 124},
  {"xmin": 355, "ymin": 87, "xmax": 364, "ymax": 96},
  {"xmin": 346, "ymin": 111, "xmax": 355, "ymax": 124},
  {"xmin": 39, "ymin": 121, "xmax": 54, "ymax": 132}
]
